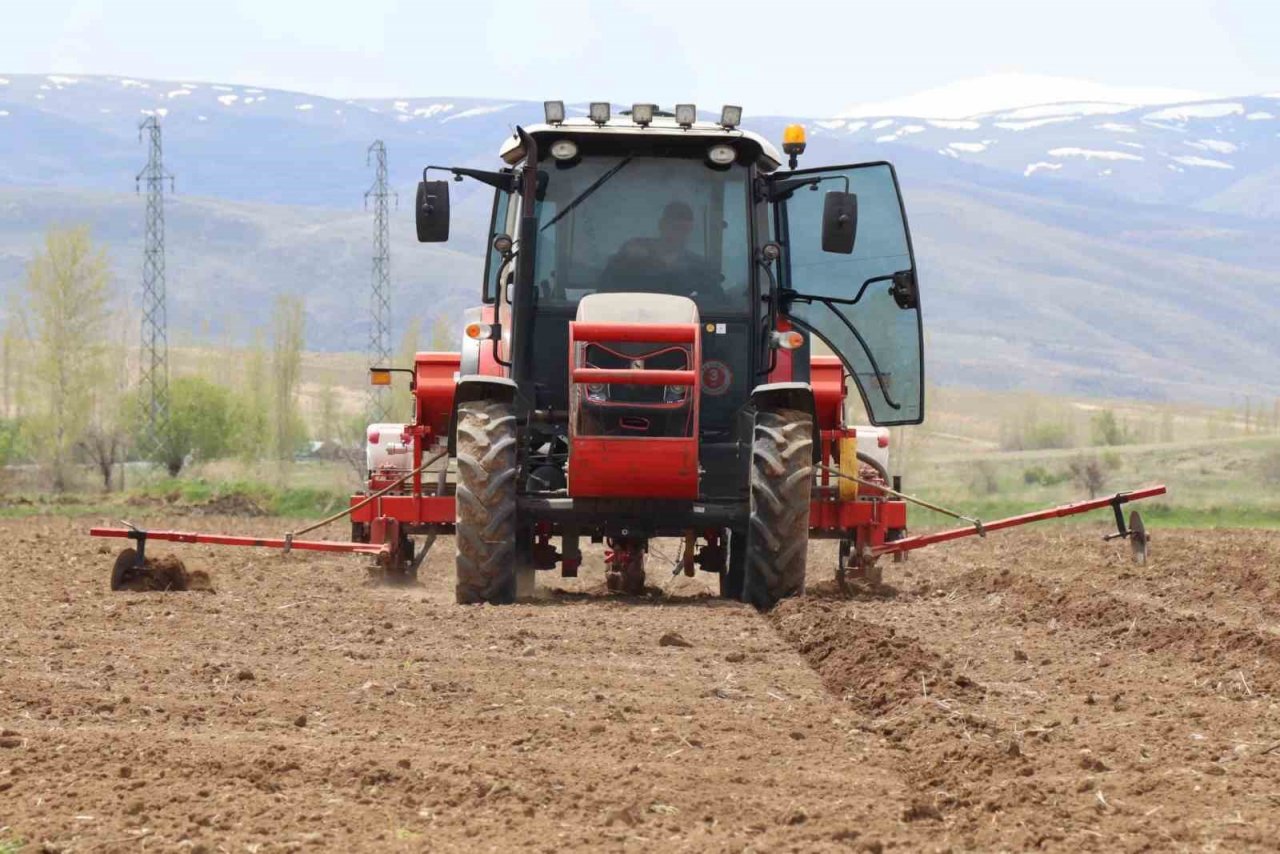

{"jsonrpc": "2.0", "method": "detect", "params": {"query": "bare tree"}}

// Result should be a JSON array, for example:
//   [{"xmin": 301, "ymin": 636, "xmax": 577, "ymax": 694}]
[
  {"xmin": 18, "ymin": 226, "xmax": 113, "ymax": 491},
  {"xmin": 395, "ymin": 317, "xmax": 422, "ymax": 422},
  {"xmin": 1068, "ymin": 456, "xmax": 1108, "ymax": 499},
  {"xmin": 77, "ymin": 426, "xmax": 126, "ymax": 490},
  {"xmin": 429, "ymin": 314, "xmax": 454, "ymax": 350},
  {"xmin": 271, "ymin": 295, "xmax": 306, "ymax": 462}
]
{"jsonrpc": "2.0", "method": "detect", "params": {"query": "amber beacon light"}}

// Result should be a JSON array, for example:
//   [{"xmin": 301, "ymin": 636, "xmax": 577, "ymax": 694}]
[{"xmin": 782, "ymin": 124, "xmax": 807, "ymax": 169}]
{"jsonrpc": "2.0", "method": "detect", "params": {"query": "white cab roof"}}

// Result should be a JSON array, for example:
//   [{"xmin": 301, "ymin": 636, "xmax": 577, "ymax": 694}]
[{"xmin": 498, "ymin": 117, "xmax": 783, "ymax": 172}]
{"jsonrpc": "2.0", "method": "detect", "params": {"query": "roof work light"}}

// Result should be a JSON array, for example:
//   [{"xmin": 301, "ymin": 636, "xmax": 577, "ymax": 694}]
[
  {"xmin": 674, "ymin": 104, "xmax": 696, "ymax": 128},
  {"xmin": 544, "ymin": 100, "xmax": 565, "ymax": 125},
  {"xmin": 589, "ymin": 102, "xmax": 611, "ymax": 125},
  {"xmin": 631, "ymin": 103, "xmax": 655, "ymax": 127},
  {"xmin": 719, "ymin": 105, "xmax": 742, "ymax": 129}
]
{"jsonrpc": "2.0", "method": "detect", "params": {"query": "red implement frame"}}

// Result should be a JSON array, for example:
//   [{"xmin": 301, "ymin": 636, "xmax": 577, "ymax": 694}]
[
  {"xmin": 88, "ymin": 527, "xmax": 389, "ymax": 557},
  {"xmin": 872, "ymin": 486, "xmax": 1167, "ymax": 556}
]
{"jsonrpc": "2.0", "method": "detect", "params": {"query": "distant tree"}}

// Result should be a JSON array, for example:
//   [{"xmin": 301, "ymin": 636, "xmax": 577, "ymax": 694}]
[
  {"xmin": 1068, "ymin": 456, "xmax": 1108, "ymax": 498},
  {"xmin": 1261, "ymin": 451, "xmax": 1280, "ymax": 487},
  {"xmin": 429, "ymin": 314, "xmax": 455, "ymax": 350},
  {"xmin": 128, "ymin": 375, "xmax": 238, "ymax": 476},
  {"xmin": 0, "ymin": 419, "xmax": 26, "ymax": 468},
  {"xmin": 315, "ymin": 382, "xmax": 340, "ymax": 443},
  {"xmin": 1000, "ymin": 399, "xmax": 1074, "ymax": 451},
  {"xmin": 1, "ymin": 320, "xmax": 21, "ymax": 420},
  {"xmin": 270, "ymin": 295, "xmax": 306, "ymax": 461},
  {"xmin": 970, "ymin": 460, "xmax": 999, "ymax": 495},
  {"xmin": 395, "ymin": 317, "xmax": 423, "ymax": 422},
  {"xmin": 77, "ymin": 425, "xmax": 127, "ymax": 490},
  {"xmin": 1090, "ymin": 409, "xmax": 1130, "ymax": 447},
  {"xmin": 17, "ymin": 226, "xmax": 113, "ymax": 491},
  {"xmin": 232, "ymin": 332, "xmax": 271, "ymax": 461}
]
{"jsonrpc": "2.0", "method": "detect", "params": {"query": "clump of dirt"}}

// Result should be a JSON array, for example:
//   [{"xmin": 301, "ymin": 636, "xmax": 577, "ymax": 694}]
[
  {"xmin": 771, "ymin": 598, "xmax": 970, "ymax": 715},
  {"xmin": 191, "ymin": 494, "xmax": 268, "ymax": 517},
  {"xmin": 116, "ymin": 554, "xmax": 215, "ymax": 593}
]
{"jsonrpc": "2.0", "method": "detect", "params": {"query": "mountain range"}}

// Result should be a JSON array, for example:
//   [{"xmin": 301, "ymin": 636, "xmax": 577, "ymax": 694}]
[{"xmin": 1, "ymin": 73, "xmax": 1277, "ymax": 406}]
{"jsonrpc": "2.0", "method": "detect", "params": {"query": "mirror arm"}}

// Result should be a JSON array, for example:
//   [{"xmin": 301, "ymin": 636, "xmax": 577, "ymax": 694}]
[
  {"xmin": 764, "ymin": 177, "xmax": 820, "ymax": 203},
  {"xmin": 423, "ymin": 165, "xmax": 514, "ymax": 193}
]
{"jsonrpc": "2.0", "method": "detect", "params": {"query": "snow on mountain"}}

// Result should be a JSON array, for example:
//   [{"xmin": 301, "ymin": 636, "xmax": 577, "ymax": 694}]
[
  {"xmin": 0, "ymin": 72, "xmax": 1274, "ymax": 216},
  {"xmin": 838, "ymin": 74, "xmax": 1216, "ymax": 119},
  {"xmin": 0, "ymin": 73, "xmax": 1277, "ymax": 401}
]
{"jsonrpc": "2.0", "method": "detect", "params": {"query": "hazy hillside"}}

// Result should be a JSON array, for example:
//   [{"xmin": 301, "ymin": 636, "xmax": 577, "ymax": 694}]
[{"xmin": 1, "ymin": 73, "xmax": 1277, "ymax": 405}]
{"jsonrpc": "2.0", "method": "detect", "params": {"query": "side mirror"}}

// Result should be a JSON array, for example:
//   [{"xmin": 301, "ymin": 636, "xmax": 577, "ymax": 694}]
[
  {"xmin": 821, "ymin": 191, "xmax": 857, "ymax": 254},
  {"xmin": 415, "ymin": 180, "xmax": 451, "ymax": 243}
]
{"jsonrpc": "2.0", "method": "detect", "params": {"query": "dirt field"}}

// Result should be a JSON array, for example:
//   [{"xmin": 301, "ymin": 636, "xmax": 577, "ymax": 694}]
[{"xmin": 3, "ymin": 514, "xmax": 1280, "ymax": 852}]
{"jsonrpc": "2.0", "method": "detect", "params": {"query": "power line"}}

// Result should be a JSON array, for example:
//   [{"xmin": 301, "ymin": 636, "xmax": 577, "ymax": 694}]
[
  {"xmin": 365, "ymin": 140, "xmax": 396, "ymax": 422},
  {"xmin": 136, "ymin": 116, "xmax": 173, "ymax": 457}
]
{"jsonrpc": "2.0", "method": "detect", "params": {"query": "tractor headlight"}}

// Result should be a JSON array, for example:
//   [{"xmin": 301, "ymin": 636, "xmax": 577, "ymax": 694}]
[
  {"xmin": 664, "ymin": 384, "xmax": 687, "ymax": 403},
  {"xmin": 586, "ymin": 383, "xmax": 608, "ymax": 402},
  {"xmin": 707, "ymin": 144, "xmax": 736, "ymax": 166},
  {"xmin": 550, "ymin": 139, "xmax": 579, "ymax": 161}
]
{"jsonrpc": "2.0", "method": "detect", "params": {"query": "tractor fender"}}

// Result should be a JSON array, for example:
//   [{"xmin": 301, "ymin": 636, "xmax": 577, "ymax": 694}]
[
  {"xmin": 447, "ymin": 376, "xmax": 518, "ymax": 456},
  {"xmin": 749, "ymin": 382, "xmax": 821, "ymax": 462}
]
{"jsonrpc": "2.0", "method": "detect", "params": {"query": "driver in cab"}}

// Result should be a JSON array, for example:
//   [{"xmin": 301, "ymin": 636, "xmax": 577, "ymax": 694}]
[{"xmin": 602, "ymin": 202, "xmax": 724, "ymax": 301}]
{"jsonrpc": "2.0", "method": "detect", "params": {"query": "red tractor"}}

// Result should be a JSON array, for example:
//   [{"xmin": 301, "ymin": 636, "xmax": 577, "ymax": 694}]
[
  {"xmin": 350, "ymin": 102, "xmax": 924, "ymax": 608},
  {"xmin": 92, "ymin": 102, "xmax": 1164, "ymax": 602}
]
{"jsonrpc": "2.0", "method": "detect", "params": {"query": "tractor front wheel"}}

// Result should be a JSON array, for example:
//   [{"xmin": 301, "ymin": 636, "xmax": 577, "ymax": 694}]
[
  {"xmin": 454, "ymin": 398, "xmax": 519, "ymax": 604},
  {"xmin": 743, "ymin": 408, "xmax": 813, "ymax": 609}
]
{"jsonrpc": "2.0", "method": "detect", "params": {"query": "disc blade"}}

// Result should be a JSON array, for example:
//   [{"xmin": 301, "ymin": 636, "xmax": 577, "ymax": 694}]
[{"xmin": 1128, "ymin": 510, "xmax": 1148, "ymax": 565}]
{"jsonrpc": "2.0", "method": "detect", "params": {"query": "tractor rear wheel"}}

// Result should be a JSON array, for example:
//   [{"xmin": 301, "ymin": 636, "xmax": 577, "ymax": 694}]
[
  {"xmin": 454, "ymin": 398, "xmax": 519, "ymax": 604},
  {"xmin": 743, "ymin": 408, "xmax": 813, "ymax": 609}
]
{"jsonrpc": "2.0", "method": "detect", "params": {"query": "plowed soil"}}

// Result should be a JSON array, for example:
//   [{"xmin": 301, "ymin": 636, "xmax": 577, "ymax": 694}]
[{"xmin": 3, "ymin": 515, "xmax": 1280, "ymax": 852}]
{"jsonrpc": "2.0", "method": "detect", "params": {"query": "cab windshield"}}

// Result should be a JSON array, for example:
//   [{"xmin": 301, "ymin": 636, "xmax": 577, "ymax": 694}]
[{"xmin": 532, "ymin": 153, "xmax": 751, "ymax": 314}]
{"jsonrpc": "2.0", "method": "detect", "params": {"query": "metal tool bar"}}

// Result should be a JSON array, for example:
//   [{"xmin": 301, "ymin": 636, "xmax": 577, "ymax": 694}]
[
  {"xmin": 88, "ymin": 527, "xmax": 390, "ymax": 556},
  {"xmin": 871, "ymin": 486, "xmax": 1167, "ymax": 556}
]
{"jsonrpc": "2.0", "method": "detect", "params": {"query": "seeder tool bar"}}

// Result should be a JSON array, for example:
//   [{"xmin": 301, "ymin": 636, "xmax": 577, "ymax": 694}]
[
  {"xmin": 88, "ymin": 527, "xmax": 389, "ymax": 557},
  {"xmin": 871, "ymin": 485, "xmax": 1167, "ymax": 557}
]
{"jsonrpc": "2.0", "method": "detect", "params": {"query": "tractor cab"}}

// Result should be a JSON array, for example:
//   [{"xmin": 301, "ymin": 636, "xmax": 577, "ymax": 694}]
[{"xmin": 408, "ymin": 102, "xmax": 926, "ymax": 604}]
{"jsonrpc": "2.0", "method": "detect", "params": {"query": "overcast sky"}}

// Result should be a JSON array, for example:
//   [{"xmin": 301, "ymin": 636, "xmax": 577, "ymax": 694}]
[{"xmin": 4, "ymin": 0, "xmax": 1278, "ymax": 116}]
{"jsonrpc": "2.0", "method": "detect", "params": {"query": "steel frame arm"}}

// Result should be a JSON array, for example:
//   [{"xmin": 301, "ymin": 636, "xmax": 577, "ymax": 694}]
[{"xmin": 871, "ymin": 486, "xmax": 1167, "ymax": 556}]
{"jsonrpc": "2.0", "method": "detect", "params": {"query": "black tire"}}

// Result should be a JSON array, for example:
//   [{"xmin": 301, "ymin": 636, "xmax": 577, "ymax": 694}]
[
  {"xmin": 719, "ymin": 529, "xmax": 746, "ymax": 600},
  {"xmin": 454, "ymin": 398, "xmax": 519, "ymax": 604},
  {"xmin": 743, "ymin": 408, "xmax": 813, "ymax": 609}
]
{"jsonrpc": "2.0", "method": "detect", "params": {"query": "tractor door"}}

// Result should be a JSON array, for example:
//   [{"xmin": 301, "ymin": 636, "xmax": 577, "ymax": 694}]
[{"xmin": 771, "ymin": 162, "xmax": 923, "ymax": 425}]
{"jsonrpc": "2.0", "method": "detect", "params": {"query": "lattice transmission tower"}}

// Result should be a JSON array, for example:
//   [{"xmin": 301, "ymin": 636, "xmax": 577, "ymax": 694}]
[
  {"xmin": 136, "ymin": 116, "xmax": 174, "ymax": 455},
  {"xmin": 364, "ymin": 141, "xmax": 397, "ymax": 421}
]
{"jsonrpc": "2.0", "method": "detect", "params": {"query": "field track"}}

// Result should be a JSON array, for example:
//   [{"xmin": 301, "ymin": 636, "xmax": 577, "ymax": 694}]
[{"xmin": 3, "ymin": 515, "xmax": 1280, "ymax": 851}]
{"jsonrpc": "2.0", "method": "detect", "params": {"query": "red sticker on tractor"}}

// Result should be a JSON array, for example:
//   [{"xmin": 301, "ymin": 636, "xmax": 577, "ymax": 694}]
[{"xmin": 701, "ymin": 360, "xmax": 732, "ymax": 396}]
